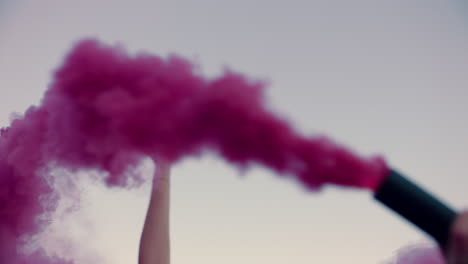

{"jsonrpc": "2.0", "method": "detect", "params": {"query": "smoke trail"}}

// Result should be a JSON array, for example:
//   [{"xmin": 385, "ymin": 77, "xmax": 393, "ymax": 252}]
[
  {"xmin": 0, "ymin": 39, "xmax": 388, "ymax": 263},
  {"xmin": 389, "ymin": 244, "xmax": 444, "ymax": 264}
]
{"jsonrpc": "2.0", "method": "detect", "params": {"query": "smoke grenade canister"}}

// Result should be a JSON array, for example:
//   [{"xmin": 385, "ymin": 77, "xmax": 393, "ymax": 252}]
[{"xmin": 374, "ymin": 169, "xmax": 457, "ymax": 247}]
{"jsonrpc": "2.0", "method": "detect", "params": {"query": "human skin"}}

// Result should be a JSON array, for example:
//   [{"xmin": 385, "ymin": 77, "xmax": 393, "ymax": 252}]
[
  {"xmin": 135, "ymin": 159, "xmax": 468, "ymax": 264},
  {"xmin": 138, "ymin": 161, "xmax": 171, "ymax": 264},
  {"xmin": 447, "ymin": 211, "xmax": 468, "ymax": 264}
]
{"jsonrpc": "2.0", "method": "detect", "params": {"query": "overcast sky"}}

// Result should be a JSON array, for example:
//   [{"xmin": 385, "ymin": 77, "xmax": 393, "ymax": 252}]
[{"xmin": 1, "ymin": 1, "xmax": 468, "ymax": 264}]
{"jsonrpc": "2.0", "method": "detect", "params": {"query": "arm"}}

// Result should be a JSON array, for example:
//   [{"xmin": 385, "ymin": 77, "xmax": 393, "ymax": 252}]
[{"xmin": 139, "ymin": 161, "xmax": 171, "ymax": 264}]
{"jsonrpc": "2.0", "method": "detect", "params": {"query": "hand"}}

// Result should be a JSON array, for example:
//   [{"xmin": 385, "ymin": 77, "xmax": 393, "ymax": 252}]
[
  {"xmin": 152, "ymin": 159, "xmax": 171, "ymax": 193},
  {"xmin": 447, "ymin": 211, "xmax": 468, "ymax": 264}
]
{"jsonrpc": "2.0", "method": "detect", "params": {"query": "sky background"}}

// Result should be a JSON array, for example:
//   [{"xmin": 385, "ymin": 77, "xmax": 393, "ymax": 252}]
[{"xmin": 1, "ymin": 0, "xmax": 468, "ymax": 263}]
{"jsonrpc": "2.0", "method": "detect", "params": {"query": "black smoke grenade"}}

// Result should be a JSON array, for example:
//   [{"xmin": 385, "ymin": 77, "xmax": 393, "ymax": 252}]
[{"xmin": 374, "ymin": 169, "xmax": 457, "ymax": 247}]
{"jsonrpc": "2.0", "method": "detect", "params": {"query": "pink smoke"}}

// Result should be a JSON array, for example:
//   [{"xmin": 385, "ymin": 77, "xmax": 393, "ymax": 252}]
[
  {"xmin": 389, "ymin": 245, "xmax": 445, "ymax": 264},
  {"xmin": 0, "ymin": 39, "xmax": 388, "ymax": 263}
]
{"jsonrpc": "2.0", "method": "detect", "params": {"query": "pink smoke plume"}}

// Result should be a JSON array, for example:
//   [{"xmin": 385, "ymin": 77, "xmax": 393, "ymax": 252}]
[
  {"xmin": 0, "ymin": 39, "xmax": 388, "ymax": 263},
  {"xmin": 389, "ymin": 245, "xmax": 445, "ymax": 264}
]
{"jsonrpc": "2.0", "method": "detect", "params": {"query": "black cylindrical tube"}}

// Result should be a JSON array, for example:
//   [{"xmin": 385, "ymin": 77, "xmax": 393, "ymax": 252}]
[{"xmin": 374, "ymin": 169, "xmax": 457, "ymax": 247}]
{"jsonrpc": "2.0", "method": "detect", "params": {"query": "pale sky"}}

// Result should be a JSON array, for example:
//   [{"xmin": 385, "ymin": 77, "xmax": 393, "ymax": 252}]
[{"xmin": 1, "ymin": 1, "xmax": 468, "ymax": 264}]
